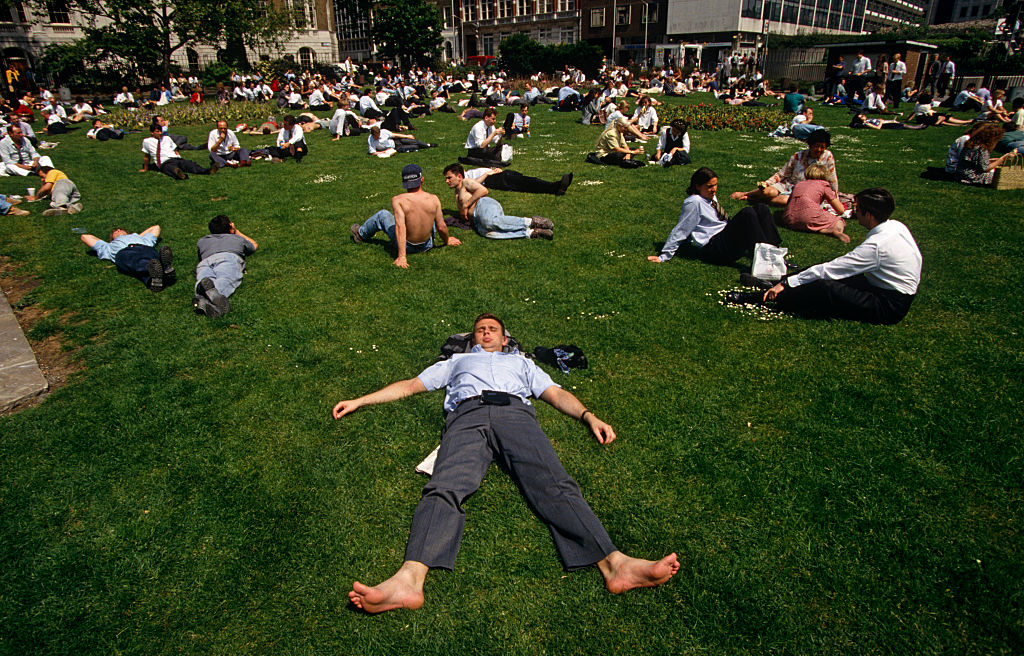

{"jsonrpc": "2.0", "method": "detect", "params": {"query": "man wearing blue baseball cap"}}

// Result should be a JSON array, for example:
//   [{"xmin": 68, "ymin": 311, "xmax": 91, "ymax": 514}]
[{"xmin": 351, "ymin": 163, "xmax": 461, "ymax": 268}]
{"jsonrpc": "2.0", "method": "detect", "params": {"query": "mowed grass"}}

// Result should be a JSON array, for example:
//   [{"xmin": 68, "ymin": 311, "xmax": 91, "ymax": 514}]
[{"xmin": 0, "ymin": 93, "xmax": 1021, "ymax": 655}]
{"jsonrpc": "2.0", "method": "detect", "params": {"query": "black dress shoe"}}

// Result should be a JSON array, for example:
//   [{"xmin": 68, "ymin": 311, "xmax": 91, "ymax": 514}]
[
  {"xmin": 723, "ymin": 291, "xmax": 765, "ymax": 305},
  {"xmin": 739, "ymin": 272, "xmax": 773, "ymax": 290}
]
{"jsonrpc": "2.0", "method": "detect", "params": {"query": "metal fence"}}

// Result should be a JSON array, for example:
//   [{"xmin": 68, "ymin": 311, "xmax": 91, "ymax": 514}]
[{"xmin": 763, "ymin": 48, "xmax": 827, "ymax": 83}]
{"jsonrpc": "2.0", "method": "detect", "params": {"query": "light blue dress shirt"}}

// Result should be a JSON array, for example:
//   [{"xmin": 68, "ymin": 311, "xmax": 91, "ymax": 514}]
[
  {"xmin": 658, "ymin": 194, "xmax": 727, "ymax": 261},
  {"xmin": 90, "ymin": 233, "xmax": 158, "ymax": 262},
  {"xmin": 417, "ymin": 346, "xmax": 559, "ymax": 413}
]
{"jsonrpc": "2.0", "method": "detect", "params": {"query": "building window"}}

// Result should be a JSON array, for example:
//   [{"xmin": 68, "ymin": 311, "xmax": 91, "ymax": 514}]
[
  {"xmin": 464, "ymin": 0, "xmax": 477, "ymax": 21},
  {"xmin": 186, "ymin": 48, "xmax": 200, "ymax": 72},
  {"xmin": 482, "ymin": 34, "xmax": 495, "ymax": 55},
  {"xmin": 291, "ymin": 0, "xmax": 314, "ymax": 29},
  {"xmin": 557, "ymin": 0, "xmax": 574, "ymax": 11},
  {"xmin": 590, "ymin": 7, "xmax": 605, "ymax": 26},
  {"xmin": 641, "ymin": 3, "xmax": 658, "ymax": 23},
  {"xmin": 481, "ymin": 0, "xmax": 493, "ymax": 19},
  {"xmin": 983, "ymin": 4, "xmax": 991, "ymax": 14},
  {"xmin": 47, "ymin": 0, "xmax": 71, "ymax": 24},
  {"xmin": 538, "ymin": 0, "xmax": 553, "ymax": 12},
  {"xmin": 560, "ymin": 26, "xmax": 575, "ymax": 43},
  {"xmin": 538, "ymin": 27, "xmax": 552, "ymax": 42},
  {"xmin": 1, "ymin": 2, "xmax": 27, "ymax": 22},
  {"xmin": 298, "ymin": 47, "xmax": 315, "ymax": 68},
  {"xmin": 970, "ymin": 5, "xmax": 979, "ymax": 16},
  {"xmin": 443, "ymin": 6, "xmax": 453, "ymax": 27},
  {"xmin": 616, "ymin": 5, "xmax": 630, "ymax": 25},
  {"xmin": 498, "ymin": 0, "xmax": 513, "ymax": 18},
  {"xmin": 516, "ymin": 0, "xmax": 531, "ymax": 15}
]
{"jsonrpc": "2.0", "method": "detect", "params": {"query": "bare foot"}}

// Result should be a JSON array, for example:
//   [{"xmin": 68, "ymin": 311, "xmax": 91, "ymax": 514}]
[
  {"xmin": 729, "ymin": 191, "xmax": 748, "ymax": 200},
  {"xmin": 598, "ymin": 551, "xmax": 680, "ymax": 594},
  {"xmin": 835, "ymin": 231, "xmax": 851, "ymax": 243},
  {"xmin": 348, "ymin": 561, "xmax": 427, "ymax": 614}
]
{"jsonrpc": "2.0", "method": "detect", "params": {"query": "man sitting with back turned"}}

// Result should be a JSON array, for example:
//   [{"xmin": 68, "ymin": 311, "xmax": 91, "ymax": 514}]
[
  {"xmin": 747, "ymin": 187, "xmax": 922, "ymax": 325},
  {"xmin": 351, "ymin": 164, "xmax": 461, "ymax": 268},
  {"xmin": 332, "ymin": 313, "xmax": 679, "ymax": 614}
]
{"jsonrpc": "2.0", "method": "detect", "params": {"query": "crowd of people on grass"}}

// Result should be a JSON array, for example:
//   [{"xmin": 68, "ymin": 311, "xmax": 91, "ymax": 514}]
[
  {"xmin": 5, "ymin": 54, "xmax": 1019, "ymax": 326},
  {"xmin": 4, "ymin": 50, "xmax": 1021, "ymax": 617}
]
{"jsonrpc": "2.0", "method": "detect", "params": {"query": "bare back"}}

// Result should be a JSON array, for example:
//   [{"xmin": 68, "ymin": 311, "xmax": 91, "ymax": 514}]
[{"xmin": 392, "ymin": 189, "xmax": 442, "ymax": 244}]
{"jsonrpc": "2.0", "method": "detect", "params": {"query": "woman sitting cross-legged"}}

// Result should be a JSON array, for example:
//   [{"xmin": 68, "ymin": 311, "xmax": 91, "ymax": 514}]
[
  {"xmin": 729, "ymin": 129, "xmax": 837, "ymax": 207},
  {"xmin": 647, "ymin": 167, "xmax": 781, "ymax": 266}
]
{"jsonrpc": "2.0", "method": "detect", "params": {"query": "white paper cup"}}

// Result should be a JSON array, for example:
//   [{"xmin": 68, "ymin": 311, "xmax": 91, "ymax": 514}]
[{"xmin": 27, "ymin": 188, "xmax": 35, "ymax": 197}]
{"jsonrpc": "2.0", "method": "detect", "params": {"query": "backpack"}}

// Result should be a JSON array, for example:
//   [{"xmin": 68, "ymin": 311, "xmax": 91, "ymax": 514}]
[{"xmin": 436, "ymin": 331, "xmax": 526, "ymax": 362}]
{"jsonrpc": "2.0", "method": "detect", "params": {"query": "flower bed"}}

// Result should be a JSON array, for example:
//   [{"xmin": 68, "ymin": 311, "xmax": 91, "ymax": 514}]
[
  {"xmin": 659, "ymin": 102, "xmax": 788, "ymax": 132},
  {"xmin": 104, "ymin": 101, "xmax": 306, "ymax": 130}
]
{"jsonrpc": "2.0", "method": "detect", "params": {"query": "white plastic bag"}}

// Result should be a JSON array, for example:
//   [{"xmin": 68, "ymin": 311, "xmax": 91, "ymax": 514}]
[
  {"xmin": 500, "ymin": 143, "xmax": 514, "ymax": 163},
  {"xmin": 751, "ymin": 242, "xmax": 789, "ymax": 281}
]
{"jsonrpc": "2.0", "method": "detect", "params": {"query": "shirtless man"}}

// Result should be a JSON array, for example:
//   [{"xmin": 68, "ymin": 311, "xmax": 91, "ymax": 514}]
[
  {"xmin": 443, "ymin": 163, "xmax": 554, "ymax": 240},
  {"xmin": 350, "ymin": 163, "xmax": 460, "ymax": 268},
  {"xmin": 333, "ymin": 312, "xmax": 679, "ymax": 614}
]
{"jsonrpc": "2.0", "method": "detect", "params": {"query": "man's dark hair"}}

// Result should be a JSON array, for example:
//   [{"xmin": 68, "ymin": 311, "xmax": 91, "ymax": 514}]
[
  {"xmin": 687, "ymin": 166, "xmax": 717, "ymax": 195},
  {"xmin": 854, "ymin": 188, "xmax": 895, "ymax": 223},
  {"xmin": 670, "ymin": 118, "xmax": 688, "ymax": 134},
  {"xmin": 806, "ymin": 128, "xmax": 831, "ymax": 147},
  {"xmin": 283, "ymin": 114, "xmax": 296, "ymax": 125},
  {"xmin": 443, "ymin": 162, "xmax": 464, "ymax": 176},
  {"xmin": 966, "ymin": 82, "xmax": 976, "ymax": 90},
  {"xmin": 483, "ymin": 107, "xmax": 497, "ymax": 118},
  {"xmin": 1013, "ymin": 97, "xmax": 1024, "ymax": 110},
  {"xmin": 473, "ymin": 312, "xmax": 505, "ymax": 335},
  {"xmin": 208, "ymin": 214, "xmax": 232, "ymax": 234}
]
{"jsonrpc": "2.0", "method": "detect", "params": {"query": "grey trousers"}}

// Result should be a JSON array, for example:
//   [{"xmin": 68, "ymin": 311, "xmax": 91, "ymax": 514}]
[
  {"xmin": 405, "ymin": 397, "xmax": 617, "ymax": 570},
  {"xmin": 195, "ymin": 251, "xmax": 245, "ymax": 298},
  {"xmin": 51, "ymin": 179, "xmax": 81, "ymax": 207}
]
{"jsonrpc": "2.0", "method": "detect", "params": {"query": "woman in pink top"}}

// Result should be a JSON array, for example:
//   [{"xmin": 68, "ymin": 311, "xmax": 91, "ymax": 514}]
[{"xmin": 781, "ymin": 163, "xmax": 850, "ymax": 242}]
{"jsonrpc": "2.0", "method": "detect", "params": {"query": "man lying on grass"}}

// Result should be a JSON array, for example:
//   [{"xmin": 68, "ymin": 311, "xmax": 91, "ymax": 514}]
[{"xmin": 332, "ymin": 313, "xmax": 679, "ymax": 614}]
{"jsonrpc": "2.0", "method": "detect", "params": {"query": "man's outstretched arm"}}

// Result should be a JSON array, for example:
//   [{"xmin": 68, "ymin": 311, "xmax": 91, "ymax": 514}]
[
  {"xmin": 332, "ymin": 377, "xmax": 427, "ymax": 419},
  {"xmin": 539, "ymin": 386, "xmax": 616, "ymax": 445}
]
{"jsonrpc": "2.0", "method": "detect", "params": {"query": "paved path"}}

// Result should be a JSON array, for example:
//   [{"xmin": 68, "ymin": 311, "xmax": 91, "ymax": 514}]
[{"xmin": 0, "ymin": 289, "xmax": 48, "ymax": 412}]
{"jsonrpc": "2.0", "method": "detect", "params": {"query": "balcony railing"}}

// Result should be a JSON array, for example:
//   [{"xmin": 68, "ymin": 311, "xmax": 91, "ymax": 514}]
[{"xmin": 467, "ymin": 9, "xmax": 578, "ymax": 27}]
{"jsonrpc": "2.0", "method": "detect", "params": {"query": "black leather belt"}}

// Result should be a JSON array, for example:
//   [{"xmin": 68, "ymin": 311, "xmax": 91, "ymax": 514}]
[{"xmin": 458, "ymin": 390, "xmax": 516, "ymax": 407}]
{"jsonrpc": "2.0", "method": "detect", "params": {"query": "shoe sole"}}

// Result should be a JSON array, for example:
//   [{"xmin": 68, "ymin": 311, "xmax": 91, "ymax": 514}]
[
  {"xmin": 197, "ymin": 277, "xmax": 230, "ymax": 315},
  {"xmin": 160, "ymin": 246, "xmax": 176, "ymax": 285},
  {"xmin": 350, "ymin": 224, "xmax": 363, "ymax": 244},
  {"xmin": 148, "ymin": 259, "xmax": 164, "ymax": 292}
]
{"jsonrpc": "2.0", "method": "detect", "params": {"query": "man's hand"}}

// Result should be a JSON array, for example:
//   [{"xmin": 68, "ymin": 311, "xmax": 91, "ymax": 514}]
[
  {"xmin": 647, "ymin": 255, "xmax": 662, "ymax": 263},
  {"xmin": 332, "ymin": 399, "xmax": 362, "ymax": 419},
  {"xmin": 764, "ymin": 282, "xmax": 785, "ymax": 302},
  {"xmin": 393, "ymin": 255, "xmax": 409, "ymax": 268},
  {"xmin": 446, "ymin": 236, "xmax": 462, "ymax": 246},
  {"xmin": 584, "ymin": 413, "xmax": 617, "ymax": 445}
]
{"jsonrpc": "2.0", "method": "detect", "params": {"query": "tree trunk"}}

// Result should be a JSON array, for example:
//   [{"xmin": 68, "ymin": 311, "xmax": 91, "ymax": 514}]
[{"xmin": 224, "ymin": 35, "xmax": 250, "ymax": 69}]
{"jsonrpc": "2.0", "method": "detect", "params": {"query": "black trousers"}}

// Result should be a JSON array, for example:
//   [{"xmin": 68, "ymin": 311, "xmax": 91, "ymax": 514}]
[
  {"xmin": 662, "ymin": 151, "xmax": 691, "ymax": 167},
  {"xmin": 159, "ymin": 157, "xmax": 210, "ymax": 178},
  {"xmin": 886, "ymin": 80, "xmax": 902, "ymax": 107},
  {"xmin": 483, "ymin": 170, "xmax": 559, "ymax": 194},
  {"xmin": 394, "ymin": 137, "xmax": 428, "ymax": 153},
  {"xmin": 268, "ymin": 142, "xmax": 307, "ymax": 162},
  {"xmin": 114, "ymin": 244, "xmax": 158, "ymax": 285},
  {"xmin": 776, "ymin": 273, "xmax": 915, "ymax": 325},
  {"xmin": 698, "ymin": 203, "xmax": 780, "ymax": 264},
  {"xmin": 467, "ymin": 145, "xmax": 503, "ymax": 163},
  {"xmin": 382, "ymin": 107, "xmax": 413, "ymax": 132},
  {"xmin": 405, "ymin": 398, "xmax": 616, "ymax": 570},
  {"xmin": 362, "ymin": 107, "xmax": 384, "ymax": 120},
  {"xmin": 600, "ymin": 152, "xmax": 644, "ymax": 168}
]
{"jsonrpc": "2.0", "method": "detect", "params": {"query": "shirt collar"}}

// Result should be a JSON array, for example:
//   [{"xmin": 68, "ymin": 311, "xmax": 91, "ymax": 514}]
[{"xmin": 469, "ymin": 344, "xmax": 519, "ymax": 355}]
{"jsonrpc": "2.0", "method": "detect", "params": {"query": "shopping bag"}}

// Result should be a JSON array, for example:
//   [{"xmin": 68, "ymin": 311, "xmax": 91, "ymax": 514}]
[{"xmin": 751, "ymin": 242, "xmax": 789, "ymax": 281}]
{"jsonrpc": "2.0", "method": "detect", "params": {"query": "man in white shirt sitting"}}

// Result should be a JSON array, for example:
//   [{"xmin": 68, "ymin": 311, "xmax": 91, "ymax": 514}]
[
  {"xmin": 207, "ymin": 120, "xmax": 250, "ymax": 170},
  {"xmin": 755, "ymin": 188, "xmax": 922, "ymax": 325},
  {"xmin": 464, "ymin": 108, "xmax": 510, "ymax": 165},
  {"xmin": 140, "ymin": 124, "xmax": 212, "ymax": 179},
  {"xmin": 267, "ymin": 115, "xmax": 307, "ymax": 163}
]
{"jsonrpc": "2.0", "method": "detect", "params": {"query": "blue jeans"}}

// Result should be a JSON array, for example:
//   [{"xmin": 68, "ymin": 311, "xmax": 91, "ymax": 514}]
[
  {"xmin": 0, "ymin": 194, "xmax": 11, "ymax": 214},
  {"xmin": 358, "ymin": 210, "xmax": 433, "ymax": 253},
  {"xmin": 473, "ymin": 197, "xmax": 530, "ymax": 240},
  {"xmin": 195, "ymin": 252, "xmax": 245, "ymax": 298},
  {"xmin": 791, "ymin": 122, "xmax": 824, "ymax": 141}
]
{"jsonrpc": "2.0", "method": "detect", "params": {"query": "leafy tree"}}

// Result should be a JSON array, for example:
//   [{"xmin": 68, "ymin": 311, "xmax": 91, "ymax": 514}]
[
  {"xmin": 27, "ymin": 0, "xmax": 291, "ymax": 86},
  {"xmin": 499, "ymin": 34, "xmax": 603, "ymax": 78},
  {"xmin": 371, "ymin": 0, "xmax": 442, "ymax": 69},
  {"xmin": 499, "ymin": 33, "xmax": 540, "ymax": 76}
]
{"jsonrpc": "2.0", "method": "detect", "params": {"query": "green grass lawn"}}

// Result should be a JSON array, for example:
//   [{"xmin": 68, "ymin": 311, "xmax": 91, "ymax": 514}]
[{"xmin": 0, "ymin": 94, "xmax": 1021, "ymax": 655}]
